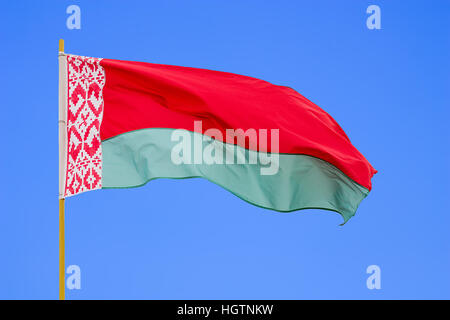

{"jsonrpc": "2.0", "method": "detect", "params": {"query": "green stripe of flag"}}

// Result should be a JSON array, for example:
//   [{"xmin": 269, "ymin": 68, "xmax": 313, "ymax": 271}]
[{"xmin": 101, "ymin": 128, "xmax": 369, "ymax": 223}]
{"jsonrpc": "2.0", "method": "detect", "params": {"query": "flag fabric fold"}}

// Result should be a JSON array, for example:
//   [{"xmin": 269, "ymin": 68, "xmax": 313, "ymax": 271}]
[{"xmin": 61, "ymin": 54, "xmax": 376, "ymax": 223}]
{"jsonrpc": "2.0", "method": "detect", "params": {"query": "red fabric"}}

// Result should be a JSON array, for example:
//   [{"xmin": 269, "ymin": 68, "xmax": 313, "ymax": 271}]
[{"xmin": 100, "ymin": 59, "xmax": 376, "ymax": 190}]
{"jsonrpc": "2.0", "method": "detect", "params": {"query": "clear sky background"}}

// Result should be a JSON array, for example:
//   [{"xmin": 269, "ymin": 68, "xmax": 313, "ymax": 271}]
[{"xmin": 0, "ymin": 0, "xmax": 449, "ymax": 299}]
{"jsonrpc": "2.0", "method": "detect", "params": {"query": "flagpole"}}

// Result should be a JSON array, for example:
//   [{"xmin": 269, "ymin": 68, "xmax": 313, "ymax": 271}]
[
  {"xmin": 58, "ymin": 39, "xmax": 66, "ymax": 301},
  {"xmin": 59, "ymin": 198, "xmax": 65, "ymax": 300}
]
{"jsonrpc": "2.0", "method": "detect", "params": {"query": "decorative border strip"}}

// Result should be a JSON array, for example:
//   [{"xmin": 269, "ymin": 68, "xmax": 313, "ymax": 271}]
[
  {"xmin": 58, "ymin": 52, "xmax": 68, "ymax": 198},
  {"xmin": 64, "ymin": 55, "xmax": 105, "ymax": 197}
]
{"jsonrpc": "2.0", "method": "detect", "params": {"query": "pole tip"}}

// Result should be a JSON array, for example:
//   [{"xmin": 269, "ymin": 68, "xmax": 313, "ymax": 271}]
[{"xmin": 59, "ymin": 39, "xmax": 65, "ymax": 53}]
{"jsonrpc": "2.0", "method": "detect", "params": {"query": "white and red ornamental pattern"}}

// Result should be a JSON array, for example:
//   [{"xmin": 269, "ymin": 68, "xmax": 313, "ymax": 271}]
[{"xmin": 64, "ymin": 55, "xmax": 105, "ymax": 197}]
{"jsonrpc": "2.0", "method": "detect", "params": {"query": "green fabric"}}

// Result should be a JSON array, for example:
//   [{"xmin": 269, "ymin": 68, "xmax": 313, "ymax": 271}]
[{"xmin": 101, "ymin": 128, "xmax": 369, "ymax": 223}]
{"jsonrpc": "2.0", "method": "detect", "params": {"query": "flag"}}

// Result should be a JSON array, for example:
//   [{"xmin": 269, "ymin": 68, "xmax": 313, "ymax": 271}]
[{"xmin": 59, "ymin": 54, "xmax": 376, "ymax": 223}]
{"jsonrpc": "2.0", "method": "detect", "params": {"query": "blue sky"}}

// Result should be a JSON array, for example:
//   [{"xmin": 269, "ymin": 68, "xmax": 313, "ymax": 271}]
[{"xmin": 0, "ymin": 0, "xmax": 449, "ymax": 299}]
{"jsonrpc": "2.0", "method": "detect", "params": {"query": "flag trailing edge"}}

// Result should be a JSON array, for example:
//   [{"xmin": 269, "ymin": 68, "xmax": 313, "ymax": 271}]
[{"xmin": 59, "ymin": 54, "xmax": 376, "ymax": 223}]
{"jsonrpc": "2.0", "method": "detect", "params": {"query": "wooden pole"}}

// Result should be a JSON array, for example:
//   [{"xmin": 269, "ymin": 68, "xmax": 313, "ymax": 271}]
[{"xmin": 59, "ymin": 198, "xmax": 65, "ymax": 300}]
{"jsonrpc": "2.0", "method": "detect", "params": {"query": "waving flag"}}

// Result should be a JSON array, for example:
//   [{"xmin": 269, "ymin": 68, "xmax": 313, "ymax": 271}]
[{"xmin": 58, "ymin": 53, "xmax": 376, "ymax": 223}]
